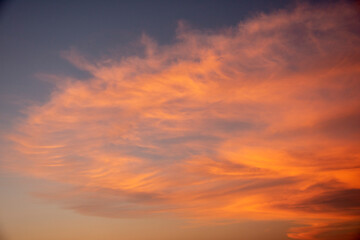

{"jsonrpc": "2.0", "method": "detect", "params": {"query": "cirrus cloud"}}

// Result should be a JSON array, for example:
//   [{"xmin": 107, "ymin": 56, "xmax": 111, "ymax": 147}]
[{"xmin": 5, "ymin": 2, "xmax": 360, "ymax": 239}]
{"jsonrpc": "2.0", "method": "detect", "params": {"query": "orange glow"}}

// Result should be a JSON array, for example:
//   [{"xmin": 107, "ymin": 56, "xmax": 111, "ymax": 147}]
[{"xmin": 5, "ymin": 2, "xmax": 360, "ymax": 239}]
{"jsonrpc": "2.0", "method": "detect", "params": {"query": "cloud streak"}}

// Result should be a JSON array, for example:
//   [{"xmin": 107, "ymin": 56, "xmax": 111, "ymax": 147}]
[{"xmin": 5, "ymin": 2, "xmax": 360, "ymax": 239}]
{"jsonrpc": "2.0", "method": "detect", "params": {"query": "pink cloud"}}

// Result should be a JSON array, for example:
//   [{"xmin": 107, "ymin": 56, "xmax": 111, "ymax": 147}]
[{"xmin": 5, "ymin": 2, "xmax": 360, "ymax": 239}]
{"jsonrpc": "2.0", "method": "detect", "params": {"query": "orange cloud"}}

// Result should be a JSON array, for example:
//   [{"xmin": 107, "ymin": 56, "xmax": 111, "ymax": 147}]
[{"xmin": 5, "ymin": 2, "xmax": 360, "ymax": 239}]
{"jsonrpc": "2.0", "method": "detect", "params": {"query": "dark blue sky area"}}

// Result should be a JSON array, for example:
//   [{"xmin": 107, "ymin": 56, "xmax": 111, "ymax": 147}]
[
  {"xmin": 0, "ymin": 0, "xmax": 294, "ymax": 110},
  {"xmin": 0, "ymin": 0, "xmax": 341, "ymax": 112}
]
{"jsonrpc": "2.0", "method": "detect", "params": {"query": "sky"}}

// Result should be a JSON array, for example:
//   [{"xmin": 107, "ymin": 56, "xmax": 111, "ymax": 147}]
[{"xmin": 0, "ymin": 1, "xmax": 360, "ymax": 240}]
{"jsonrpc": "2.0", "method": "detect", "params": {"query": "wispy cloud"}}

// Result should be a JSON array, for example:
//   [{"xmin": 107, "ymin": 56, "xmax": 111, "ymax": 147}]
[{"xmin": 5, "ymin": 2, "xmax": 360, "ymax": 239}]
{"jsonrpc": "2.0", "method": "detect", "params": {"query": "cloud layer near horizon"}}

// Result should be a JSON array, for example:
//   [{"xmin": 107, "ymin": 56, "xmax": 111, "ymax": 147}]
[{"xmin": 6, "ymin": 2, "xmax": 360, "ymax": 240}]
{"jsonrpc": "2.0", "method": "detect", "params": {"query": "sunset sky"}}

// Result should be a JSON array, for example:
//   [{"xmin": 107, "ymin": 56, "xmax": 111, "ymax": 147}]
[{"xmin": 1, "ymin": 1, "xmax": 360, "ymax": 240}]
